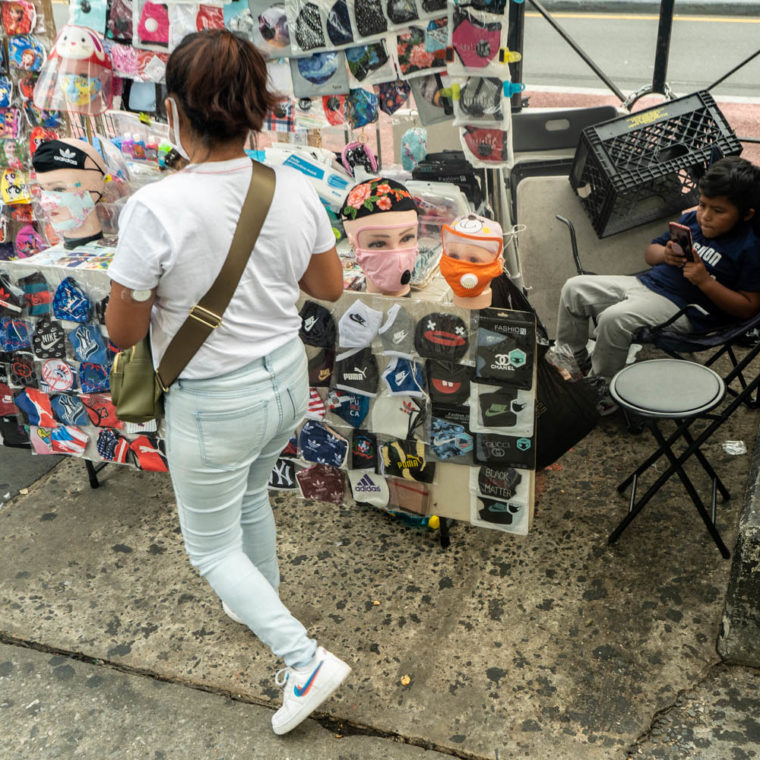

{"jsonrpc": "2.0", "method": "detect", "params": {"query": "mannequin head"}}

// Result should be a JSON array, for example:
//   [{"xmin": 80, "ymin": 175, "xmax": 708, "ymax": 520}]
[
  {"xmin": 440, "ymin": 213, "xmax": 504, "ymax": 309},
  {"xmin": 32, "ymin": 138, "xmax": 108, "ymax": 247},
  {"xmin": 340, "ymin": 177, "xmax": 419, "ymax": 297}
]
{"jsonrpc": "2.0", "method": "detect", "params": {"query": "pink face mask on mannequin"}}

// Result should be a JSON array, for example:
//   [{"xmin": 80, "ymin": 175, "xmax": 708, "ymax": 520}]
[{"xmin": 351, "ymin": 223, "xmax": 419, "ymax": 292}]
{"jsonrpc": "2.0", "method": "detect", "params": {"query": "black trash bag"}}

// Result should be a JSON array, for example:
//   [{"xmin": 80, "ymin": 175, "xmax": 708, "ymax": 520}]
[
  {"xmin": 535, "ymin": 344, "xmax": 599, "ymax": 468},
  {"xmin": 490, "ymin": 273, "xmax": 599, "ymax": 467}
]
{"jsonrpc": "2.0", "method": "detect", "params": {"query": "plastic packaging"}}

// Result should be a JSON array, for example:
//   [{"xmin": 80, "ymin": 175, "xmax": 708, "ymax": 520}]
[{"xmin": 722, "ymin": 440, "xmax": 747, "ymax": 456}]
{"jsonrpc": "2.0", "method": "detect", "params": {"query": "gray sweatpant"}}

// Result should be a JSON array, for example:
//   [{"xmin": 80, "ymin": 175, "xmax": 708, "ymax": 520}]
[{"xmin": 555, "ymin": 274, "xmax": 693, "ymax": 379}]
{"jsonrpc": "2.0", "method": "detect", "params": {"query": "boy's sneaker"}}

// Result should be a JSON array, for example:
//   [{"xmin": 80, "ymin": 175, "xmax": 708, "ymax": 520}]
[
  {"xmin": 222, "ymin": 601, "xmax": 245, "ymax": 625},
  {"xmin": 583, "ymin": 375, "xmax": 619, "ymax": 417},
  {"xmin": 271, "ymin": 647, "xmax": 351, "ymax": 735}
]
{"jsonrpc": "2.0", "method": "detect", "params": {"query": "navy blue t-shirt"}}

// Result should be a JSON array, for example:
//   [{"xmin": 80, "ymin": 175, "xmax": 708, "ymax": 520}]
[{"xmin": 638, "ymin": 211, "xmax": 760, "ymax": 329}]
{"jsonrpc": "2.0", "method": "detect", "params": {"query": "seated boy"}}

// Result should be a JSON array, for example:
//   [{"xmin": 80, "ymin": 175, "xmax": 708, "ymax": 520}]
[{"xmin": 555, "ymin": 156, "xmax": 760, "ymax": 413}]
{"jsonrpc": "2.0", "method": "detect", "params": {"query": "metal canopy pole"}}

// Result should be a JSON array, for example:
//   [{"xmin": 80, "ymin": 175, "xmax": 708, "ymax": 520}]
[{"xmin": 652, "ymin": 0, "xmax": 676, "ymax": 95}]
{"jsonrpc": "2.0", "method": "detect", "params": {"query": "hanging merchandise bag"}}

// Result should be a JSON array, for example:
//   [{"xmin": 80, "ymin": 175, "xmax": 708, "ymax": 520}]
[
  {"xmin": 409, "ymin": 72, "xmax": 453, "ymax": 126},
  {"xmin": 250, "ymin": 0, "xmax": 293, "ymax": 58},
  {"xmin": 460, "ymin": 125, "xmax": 512, "ymax": 169},
  {"xmin": 384, "ymin": 0, "xmax": 420, "ymax": 30},
  {"xmin": 285, "ymin": 0, "xmax": 328, "ymax": 55},
  {"xmin": 347, "ymin": 0, "xmax": 387, "ymax": 42},
  {"xmin": 394, "ymin": 22, "xmax": 447, "ymax": 80},
  {"xmin": 534, "ymin": 344, "xmax": 599, "ymax": 468},
  {"xmin": 345, "ymin": 41, "xmax": 395, "ymax": 89},
  {"xmin": 290, "ymin": 50, "xmax": 349, "ymax": 99},
  {"xmin": 450, "ymin": 76, "xmax": 508, "ymax": 128},
  {"xmin": 446, "ymin": 3, "xmax": 510, "ymax": 77}
]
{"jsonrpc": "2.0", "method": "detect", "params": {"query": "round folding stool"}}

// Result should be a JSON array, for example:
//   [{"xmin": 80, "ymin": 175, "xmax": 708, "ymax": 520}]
[{"xmin": 607, "ymin": 359, "xmax": 731, "ymax": 558}]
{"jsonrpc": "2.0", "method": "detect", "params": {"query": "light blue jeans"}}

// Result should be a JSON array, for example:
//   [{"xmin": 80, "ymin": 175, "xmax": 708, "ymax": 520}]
[{"xmin": 164, "ymin": 339, "xmax": 317, "ymax": 669}]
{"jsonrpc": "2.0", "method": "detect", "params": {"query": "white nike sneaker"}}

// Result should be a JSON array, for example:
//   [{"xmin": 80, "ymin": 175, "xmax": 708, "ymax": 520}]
[
  {"xmin": 221, "ymin": 601, "xmax": 245, "ymax": 625},
  {"xmin": 271, "ymin": 647, "xmax": 351, "ymax": 735}
]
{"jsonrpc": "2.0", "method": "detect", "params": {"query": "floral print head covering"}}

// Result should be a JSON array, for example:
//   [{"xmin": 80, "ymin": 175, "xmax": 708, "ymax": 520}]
[{"xmin": 339, "ymin": 177, "xmax": 417, "ymax": 221}]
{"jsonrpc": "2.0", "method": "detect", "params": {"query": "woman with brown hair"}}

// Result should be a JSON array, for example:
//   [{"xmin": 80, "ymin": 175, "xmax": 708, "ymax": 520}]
[{"xmin": 106, "ymin": 29, "xmax": 350, "ymax": 735}]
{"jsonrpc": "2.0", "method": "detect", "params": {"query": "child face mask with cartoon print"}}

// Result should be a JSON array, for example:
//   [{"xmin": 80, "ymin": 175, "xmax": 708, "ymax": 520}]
[{"xmin": 440, "ymin": 214, "xmax": 504, "ymax": 308}]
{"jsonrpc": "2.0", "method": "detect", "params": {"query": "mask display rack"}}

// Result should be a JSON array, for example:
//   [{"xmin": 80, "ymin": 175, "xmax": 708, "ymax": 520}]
[{"xmin": 0, "ymin": 1, "xmax": 538, "ymax": 546}]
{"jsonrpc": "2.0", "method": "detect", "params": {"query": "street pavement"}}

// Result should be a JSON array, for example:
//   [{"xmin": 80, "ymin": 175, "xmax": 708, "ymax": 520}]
[{"xmin": 1, "ymin": 358, "xmax": 759, "ymax": 759}]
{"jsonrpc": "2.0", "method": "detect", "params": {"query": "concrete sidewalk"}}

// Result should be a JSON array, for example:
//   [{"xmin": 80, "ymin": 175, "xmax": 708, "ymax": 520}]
[{"xmin": 1, "ymin": 391, "xmax": 759, "ymax": 759}]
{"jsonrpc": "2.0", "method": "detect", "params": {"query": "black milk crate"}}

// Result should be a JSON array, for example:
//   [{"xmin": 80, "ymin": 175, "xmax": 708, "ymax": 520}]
[{"xmin": 569, "ymin": 91, "xmax": 742, "ymax": 238}]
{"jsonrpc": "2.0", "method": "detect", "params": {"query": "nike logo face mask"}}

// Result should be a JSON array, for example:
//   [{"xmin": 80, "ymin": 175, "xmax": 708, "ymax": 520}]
[{"xmin": 351, "ymin": 222, "xmax": 419, "ymax": 292}]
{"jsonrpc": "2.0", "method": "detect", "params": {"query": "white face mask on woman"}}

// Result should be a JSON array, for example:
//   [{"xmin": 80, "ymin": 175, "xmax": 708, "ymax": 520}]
[{"xmin": 167, "ymin": 97, "xmax": 190, "ymax": 161}]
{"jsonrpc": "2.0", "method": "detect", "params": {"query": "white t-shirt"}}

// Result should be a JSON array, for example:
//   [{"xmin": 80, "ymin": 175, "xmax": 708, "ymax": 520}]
[{"xmin": 108, "ymin": 158, "xmax": 335, "ymax": 379}]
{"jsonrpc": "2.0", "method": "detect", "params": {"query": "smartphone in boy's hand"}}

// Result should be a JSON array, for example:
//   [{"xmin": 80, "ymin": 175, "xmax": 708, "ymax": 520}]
[{"xmin": 669, "ymin": 222, "xmax": 694, "ymax": 263}]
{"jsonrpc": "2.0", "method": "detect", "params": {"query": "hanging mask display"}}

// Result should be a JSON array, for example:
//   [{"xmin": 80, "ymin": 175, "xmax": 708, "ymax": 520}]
[
  {"xmin": 34, "ymin": 25, "xmax": 114, "ymax": 115},
  {"xmin": 196, "ymin": 4, "xmax": 225, "ymax": 30},
  {"xmin": 250, "ymin": 1, "xmax": 292, "ymax": 57},
  {"xmin": 0, "ymin": 75, "xmax": 12, "ymax": 108},
  {"xmin": 451, "ymin": 76, "xmax": 505, "ymax": 127},
  {"xmin": 290, "ymin": 51, "xmax": 349, "ymax": 98},
  {"xmin": 375, "ymin": 79, "xmax": 410, "ymax": 116},
  {"xmin": 385, "ymin": 0, "xmax": 419, "ymax": 28},
  {"xmin": 136, "ymin": 1, "xmax": 170, "ymax": 47},
  {"xmin": 14, "ymin": 223, "xmax": 45, "ymax": 257},
  {"xmin": 347, "ymin": 0, "xmax": 386, "ymax": 40},
  {"xmin": 0, "ymin": 107, "xmax": 21, "ymax": 138},
  {"xmin": 418, "ymin": 0, "xmax": 446, "ymax": 17},
  {"xmin": 23, "ymin": 102, "xmax": 62, "ymax": 130},
  {"xmin": 461, "ymin": 126, "xmax": 510, "ymax": 168},
  {"xmin": 345, "ymin": 41, "xmax": 394, "ymax": 87},
  {"xmin": 395, "ymin": 24, "xmax": 446, "ymax": 79},
  {"xmin": 409, "ymin": 72, "xmax": 452, "ymax": 126},
  {"xmin": 8, "ymin": 35, "xmax": 45, "ymax": 71},
  {"xmin": 28, "ymin": 128, "xmax": 56, "ymax": 161},
  {"xmin": 326, "ymin": 0, "xmax": 354, "ymax": 46},
  {"xmin": 1, "ymin": 168, "xmax": 32, "ymax": 204},
  {"xmin": 286, "ymin": 0, "xmax": 326, "ymax": 54},
  {"xmin": 107, "ymin": 0, "xmax": 133, "ymax": 41},
  {"xmin": 2, "ymin": 0, "xmax": 36, "ymax": 35},
  {"xmin": 224, "ymin": 0, "xmax": 256, "ymax": 42},
  {"xmin": 109, "ymin": 41, "xmax": 139, "ymax": 78},
  {"xmin": 71, "ymin": 0, "xmax": 107, "ymax": 34},
  {"xmin": 322, "ymin": 94, "xmax": 346, "ymax": 126},
  {"xmin": 2, "ymin": 137, "xmax": 27, "ymax": 168},
  {"xmin": 16, "ymin": 71, "xmax": 36, "ymax": 103},
  {"xmin": 346, "ymin": 87, "xmax": 378, "ymax": 129},
  {"xmin": 447, "ymin": 4, "xmax": 506, "ymax": 76}
]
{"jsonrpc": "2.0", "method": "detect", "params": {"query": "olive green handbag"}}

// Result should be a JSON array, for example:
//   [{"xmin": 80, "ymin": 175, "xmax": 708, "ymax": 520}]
[{"xmin": 110, "ymin": 161, "xmax": 276, "ymax": 423}]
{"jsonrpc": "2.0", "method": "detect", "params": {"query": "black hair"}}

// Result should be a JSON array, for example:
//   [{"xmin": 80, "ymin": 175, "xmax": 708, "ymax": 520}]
[{"xmin": 699, "ymin": 156, "xmax": 760, "ymax": 224}]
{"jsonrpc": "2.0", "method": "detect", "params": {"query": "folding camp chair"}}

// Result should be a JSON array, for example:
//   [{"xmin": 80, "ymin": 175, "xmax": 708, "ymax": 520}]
[{"xmin": 555, "ymin": 214, "xmax": 760, "ymax": 404}]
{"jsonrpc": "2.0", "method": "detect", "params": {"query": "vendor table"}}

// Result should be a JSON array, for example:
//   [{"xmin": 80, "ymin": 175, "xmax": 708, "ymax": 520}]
[{"xmin": 0, "ymin": 243, "xmax": 537, "ymax": 538}]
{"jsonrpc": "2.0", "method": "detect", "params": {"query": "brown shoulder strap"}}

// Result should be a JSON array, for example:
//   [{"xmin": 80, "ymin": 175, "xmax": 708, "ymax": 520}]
[{"xmin": 156, "ymin": 161, "xmax": 276, "ymax": 389}]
